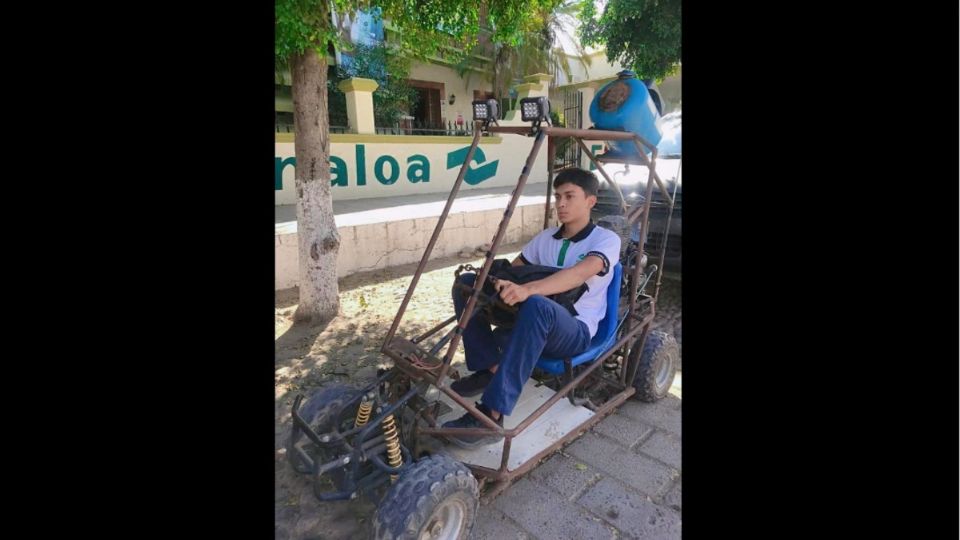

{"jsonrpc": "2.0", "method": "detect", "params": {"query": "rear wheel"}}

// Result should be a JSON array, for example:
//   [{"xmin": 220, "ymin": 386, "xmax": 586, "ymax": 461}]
[{"xmin": 630, "ymin": 330, "xmax": 678, "ymax": 402}]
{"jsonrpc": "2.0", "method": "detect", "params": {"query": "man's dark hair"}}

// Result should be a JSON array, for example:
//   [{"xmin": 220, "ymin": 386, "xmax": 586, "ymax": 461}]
[{"xmin": 553, "ymin": 167, "xmax": 599, "ymax": 197}]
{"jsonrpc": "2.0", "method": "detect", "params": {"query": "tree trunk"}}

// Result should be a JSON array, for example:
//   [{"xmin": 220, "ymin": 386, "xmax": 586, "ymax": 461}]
[
  {"xmin": 291, "ymin": 47, "xmax": 340, "ymax": 324},
  {"xmin": 492, "ymin": 46, "xmax": 504, "ymax": 101}
]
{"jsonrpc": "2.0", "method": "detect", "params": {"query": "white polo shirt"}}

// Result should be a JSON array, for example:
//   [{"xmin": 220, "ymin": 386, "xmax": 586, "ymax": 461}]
[{"xmin": 519, "ymin": 223, "xmax": 621, "ymax": 338}]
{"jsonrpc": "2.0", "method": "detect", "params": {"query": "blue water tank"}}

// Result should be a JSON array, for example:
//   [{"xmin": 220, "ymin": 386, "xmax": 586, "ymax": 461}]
[{"xmin": 589, "ymin": 70, "xmax": 662, "ymax": 162}]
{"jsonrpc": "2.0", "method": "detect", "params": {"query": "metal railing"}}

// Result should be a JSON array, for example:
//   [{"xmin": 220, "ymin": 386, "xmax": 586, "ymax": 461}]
[
  {"xmin": 375, "ymin": 120, "xmax": 488, "ymax": 136},
  {"xmin": 275, "ymin": 124, "xmax": 349, "ymax": 134}
]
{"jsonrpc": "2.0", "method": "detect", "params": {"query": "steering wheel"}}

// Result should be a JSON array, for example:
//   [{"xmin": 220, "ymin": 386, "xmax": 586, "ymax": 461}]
[
  {"xmin": 452, "ymin": 278, "xmax": 519, "ymax": 315},
  {"xmin": 485, "ymin": 276, "xmax": 520, "ymax": 315}
]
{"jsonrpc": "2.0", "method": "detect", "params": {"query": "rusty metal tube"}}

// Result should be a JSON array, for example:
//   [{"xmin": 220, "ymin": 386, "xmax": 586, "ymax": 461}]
[
  {"xmin": 435, "ymin": 130, "xmax": 547, "ymax": 384},
  {"xmin": 576, "ymin": 138, "xmax": 626, "ymax": 213},
  {"xmin": 381, "ymin": 128, "xmax": 483, "ymax": 350},
  {"xmin": 411, "ymin": 315, "xmax": 458, "ymax": 344},
  {"xmin": 544, "ymin": 136, "xmax": 555, "ymax": 230}
]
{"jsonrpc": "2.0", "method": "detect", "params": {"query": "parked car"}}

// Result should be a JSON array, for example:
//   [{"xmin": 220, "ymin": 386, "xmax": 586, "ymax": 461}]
[{"xmin": 592, "ymin": 110, "xmax": 681, "ymax": 278}]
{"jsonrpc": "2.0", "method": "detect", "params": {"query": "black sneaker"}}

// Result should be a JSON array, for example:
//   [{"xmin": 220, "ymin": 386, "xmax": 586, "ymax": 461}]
[
  {"xmin": 441, "ymin": 402, "xmax": 504, "ymax": 449},
  {"xmin": 450, "ymin": 369, "xmax": 493, "ymax": 397}
]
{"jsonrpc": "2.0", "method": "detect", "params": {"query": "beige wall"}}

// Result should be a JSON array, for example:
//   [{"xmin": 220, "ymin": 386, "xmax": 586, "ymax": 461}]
[
  {"xmin": 407, "ymin": 62, "xmax": 493, "ymax": 125},
  {"xmin": 275, "ymin": 202, "xmax": 552, "ymax": 289},
  {"xmin": 555, "ymin": 50, "xmax": 623, "ymax": 87},
  {"xmin": 656, "ymin": 66, "xmax": 681, "ymax": 112},
  {"xmin": 275, "ymin": 66, "xmax": 563, "ymax": 205},
  {"xmin": 552, "ymin": 52, "xmax": 682, "ymax": 116},
  {"xmin": 275, "ymin": 132, "xmax": 550, "ymax": 204}
]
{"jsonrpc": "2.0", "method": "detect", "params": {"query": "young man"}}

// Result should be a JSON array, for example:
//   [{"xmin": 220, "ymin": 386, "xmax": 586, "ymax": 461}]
[{"xmin": 443, "ymin": 167, "xmax": 621, "ymax": 447}]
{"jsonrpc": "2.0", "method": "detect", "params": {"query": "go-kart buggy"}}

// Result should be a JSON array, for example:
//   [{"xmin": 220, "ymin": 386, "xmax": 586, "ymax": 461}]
[{"xmin": 287, "ymin": 94, "xmax": 679, "ymax": 539}]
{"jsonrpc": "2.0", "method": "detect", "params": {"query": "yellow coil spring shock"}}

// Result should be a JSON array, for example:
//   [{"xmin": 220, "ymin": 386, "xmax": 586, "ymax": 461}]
[
  {"xmin": 354, "ymin": 400, "xmax": 373, "ymax": 428},
  {"xmin": 381, "ymin": 414, "xmax": 403, "ymax": 482}
]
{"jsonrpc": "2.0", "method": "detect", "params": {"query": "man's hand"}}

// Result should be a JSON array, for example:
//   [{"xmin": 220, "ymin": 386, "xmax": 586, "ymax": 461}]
[
  {"xmin": 490, "ymin": 254, "xmax": 607, "ymax": 306},
  {"xmin": 494, "ymin": 279, "xmax": 532, "ymax": 306}
]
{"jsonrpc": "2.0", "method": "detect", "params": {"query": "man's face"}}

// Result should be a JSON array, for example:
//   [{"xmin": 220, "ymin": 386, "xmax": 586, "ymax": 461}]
[{"xmin": 553, "ymin": 182, "xmax": 596, "ymax": 224}]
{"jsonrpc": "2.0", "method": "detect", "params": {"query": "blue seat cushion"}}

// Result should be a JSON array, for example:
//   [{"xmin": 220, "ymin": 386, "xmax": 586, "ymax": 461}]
[{"xmin": 536, "ymin": 263, "xmax": 622, "ymax": 375}]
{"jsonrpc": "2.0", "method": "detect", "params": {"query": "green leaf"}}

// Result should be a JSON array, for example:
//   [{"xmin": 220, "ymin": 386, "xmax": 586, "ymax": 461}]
[{"xmin": 575, "ymin": 0, "xmax": 681, "ymax": 80}]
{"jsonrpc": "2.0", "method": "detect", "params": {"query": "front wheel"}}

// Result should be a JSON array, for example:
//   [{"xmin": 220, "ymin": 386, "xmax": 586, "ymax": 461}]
[
  {"xmin": 372, "ymin": 454, "xmax": 479, "ymax": 540},
  {"xmin": 286, "ymin": 384, "xmax": 362, "ymax": 475}
]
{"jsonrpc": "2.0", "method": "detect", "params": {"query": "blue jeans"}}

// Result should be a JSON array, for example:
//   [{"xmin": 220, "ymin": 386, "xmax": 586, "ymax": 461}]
[{"xmin": 452, "ymin": 273, "xmax": 591, "ymax": 416}]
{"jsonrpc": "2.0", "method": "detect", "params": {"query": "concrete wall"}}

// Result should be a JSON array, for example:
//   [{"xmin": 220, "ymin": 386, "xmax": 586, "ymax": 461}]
[
  {"xmin": 275, "ymin": 133, "xmax": 550, "ymax": 204},
  {"xmin": 275, "ymin": 202, "xmax": 553, "ymax": 290},
  {"xmin": 277, "ymin": 67, "xmax": 555, "ymax": 205}
]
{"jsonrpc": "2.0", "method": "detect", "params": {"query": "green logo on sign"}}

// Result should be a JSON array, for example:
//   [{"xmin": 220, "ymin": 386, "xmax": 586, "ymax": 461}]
[
  {"xmin": 275, "ymin": 144, "xmax": 499, "ymax": 190},
  {"xmin": 446, "ymin": 146, "xmax": 499, "ymax": 185}
]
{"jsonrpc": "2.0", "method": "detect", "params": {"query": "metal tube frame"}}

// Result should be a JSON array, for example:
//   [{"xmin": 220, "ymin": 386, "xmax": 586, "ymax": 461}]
[{"xmin": 374, "ymin": 122, "xmax": 676, "ymax": 488}]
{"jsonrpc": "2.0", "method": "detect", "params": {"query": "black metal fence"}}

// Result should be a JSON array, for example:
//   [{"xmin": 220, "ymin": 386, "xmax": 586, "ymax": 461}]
[
  {"xmin": 375, "ymin": 119, "xmax": 488, "ymax": 136},
  {"xmin": 274, "ymin": 123, "xmax": 350, "ymax": 134},
  {"xmin": 275, "ymin": 119, "xmax": 496, "ymax": 136},
  {"xmin": 556, "ymin": 88, "xmax": 583, "ymax": 169}
]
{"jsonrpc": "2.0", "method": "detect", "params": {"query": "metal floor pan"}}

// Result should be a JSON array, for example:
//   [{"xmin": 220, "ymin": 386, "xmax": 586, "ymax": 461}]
[{"xmin": 437, "ymin": 378, "xmax": 595, "ymax": 472}]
